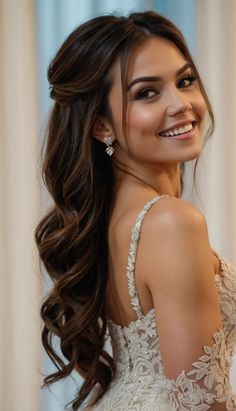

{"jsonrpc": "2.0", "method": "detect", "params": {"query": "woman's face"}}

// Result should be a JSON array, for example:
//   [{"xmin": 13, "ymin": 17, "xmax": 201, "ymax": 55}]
[{"xmin": 108, "ymin": 37, "xmax": 207, "ymax": 167}]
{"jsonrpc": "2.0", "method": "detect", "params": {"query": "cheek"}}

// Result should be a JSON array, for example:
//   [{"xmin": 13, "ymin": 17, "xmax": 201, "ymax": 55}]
[
  {"xmin": 126, "ymin": 104, "xmax": 161, "ymax": 133},
  {"xmin": 193, "ymin": 92, "xmax": 207, "ymax": 120}
]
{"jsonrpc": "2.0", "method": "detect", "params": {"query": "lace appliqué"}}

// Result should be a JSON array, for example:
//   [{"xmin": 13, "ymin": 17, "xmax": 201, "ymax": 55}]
[
  {"xmin": 127, "ymin": 195, "xmax": 168, "ymax": 318},
  {"xmin": 168, "ymin": 328, "xmax": 236, "ymax": 410}
]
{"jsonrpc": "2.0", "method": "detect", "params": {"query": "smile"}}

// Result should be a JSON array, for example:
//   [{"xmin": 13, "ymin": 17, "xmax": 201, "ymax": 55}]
[{"xmin": 159, "ymin": 122, "xmax": 196, "ymax": 137}]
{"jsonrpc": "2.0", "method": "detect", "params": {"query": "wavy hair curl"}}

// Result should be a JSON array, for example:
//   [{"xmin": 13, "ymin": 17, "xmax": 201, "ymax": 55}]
[{"xmin": 35, "ymin": 11, "xmax": 214, "ymax": 409}]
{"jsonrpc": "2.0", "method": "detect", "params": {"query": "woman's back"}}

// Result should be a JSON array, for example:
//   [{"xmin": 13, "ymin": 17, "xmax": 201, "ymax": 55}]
[{"xmin": 105, "ymin": 187, "xmax": 163, "ymax": 326}]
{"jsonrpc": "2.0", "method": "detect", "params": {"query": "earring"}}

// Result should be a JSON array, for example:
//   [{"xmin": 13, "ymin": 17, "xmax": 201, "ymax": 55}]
[{"xmin": 104, "ymin": 136, "xmax": 114, "ymax": 156}]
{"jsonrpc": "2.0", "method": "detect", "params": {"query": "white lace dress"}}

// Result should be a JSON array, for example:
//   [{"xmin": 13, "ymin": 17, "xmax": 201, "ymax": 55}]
[{"xmin": 87, "ymin": 195, "xmax": 236, "ymax": 410}]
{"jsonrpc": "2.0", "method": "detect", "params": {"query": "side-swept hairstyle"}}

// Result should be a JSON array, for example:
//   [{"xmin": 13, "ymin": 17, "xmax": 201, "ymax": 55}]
[{"xmin": 35, "ymin": 11, "xmax": 214, "ymax": 409}]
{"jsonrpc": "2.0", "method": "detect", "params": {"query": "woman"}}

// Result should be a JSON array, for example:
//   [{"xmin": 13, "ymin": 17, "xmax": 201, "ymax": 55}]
[{"xmin": 35, "ymin": 11, "xmax": 236, "ymax": 410}]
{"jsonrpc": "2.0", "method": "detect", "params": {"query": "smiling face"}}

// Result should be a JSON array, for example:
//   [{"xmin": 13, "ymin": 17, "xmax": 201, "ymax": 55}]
[{"xmin": 107, "ymin": 37, "xmax": 207, "ymax": 169}]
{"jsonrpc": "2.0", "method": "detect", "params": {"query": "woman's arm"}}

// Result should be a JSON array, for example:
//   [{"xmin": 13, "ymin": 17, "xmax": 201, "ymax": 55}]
[{"xmin": 142, "ymin": 198, "xmax": 236, "ymax": 410}]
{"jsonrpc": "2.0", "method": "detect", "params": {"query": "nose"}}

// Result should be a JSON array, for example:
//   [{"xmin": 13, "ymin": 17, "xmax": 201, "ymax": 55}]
[{"xmin": 166, "ymin": 88, "xmax": 192, "ymax": 117}]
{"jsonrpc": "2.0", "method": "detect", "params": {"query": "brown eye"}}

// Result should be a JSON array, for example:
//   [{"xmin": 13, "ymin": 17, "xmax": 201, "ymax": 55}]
[
  {"xmin": 136, "ymin": 88, "xmax": 158, "ymax": 99},
  {"xmin": 178, "ymin": 75, "xmax": 196, "ymax": 88}
]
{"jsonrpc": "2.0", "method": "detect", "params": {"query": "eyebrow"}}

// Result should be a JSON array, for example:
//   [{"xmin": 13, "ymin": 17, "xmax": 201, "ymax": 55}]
[{"xmin": 126, "ymin": 62, "xmax": 192, "ymax": 91}]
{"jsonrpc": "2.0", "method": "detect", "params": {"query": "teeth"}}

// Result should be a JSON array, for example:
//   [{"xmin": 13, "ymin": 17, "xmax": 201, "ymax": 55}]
[{"xmin": 160, "ymin": 122, "xmax": 193, "ymax": 137}]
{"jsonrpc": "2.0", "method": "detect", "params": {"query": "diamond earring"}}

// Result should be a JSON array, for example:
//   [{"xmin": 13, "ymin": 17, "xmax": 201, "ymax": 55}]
[{"xmin": 104, "ymin": 136, "xmax": 114, "ymax": 156}]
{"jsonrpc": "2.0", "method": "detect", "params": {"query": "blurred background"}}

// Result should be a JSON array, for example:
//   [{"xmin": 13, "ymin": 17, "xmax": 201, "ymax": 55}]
[{"xmin": 0, "ymin": 0, "xmax": 236, "ymax": 410}]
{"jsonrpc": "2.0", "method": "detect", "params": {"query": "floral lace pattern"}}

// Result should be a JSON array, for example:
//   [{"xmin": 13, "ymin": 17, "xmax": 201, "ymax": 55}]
[
  {"xmin": 168, "ymin": 328, "xmax": 236, "ymax": 410},
  {"xmin": 87, "ymin": 196, "xmax": 236, "ymax": 410}
]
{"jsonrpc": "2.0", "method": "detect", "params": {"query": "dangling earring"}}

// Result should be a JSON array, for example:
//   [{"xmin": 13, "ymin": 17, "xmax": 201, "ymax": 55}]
[{"xmin": 104, "ymin": 136, "xmax": 114, "ymax": 156}]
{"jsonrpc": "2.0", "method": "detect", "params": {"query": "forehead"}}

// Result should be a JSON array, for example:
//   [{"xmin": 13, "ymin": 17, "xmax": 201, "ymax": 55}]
[
  {"xmin": 111, "ymin": 36, "xmax": 188, "ymax": 88},
  {"xmin": 128, "ymin": 37, "xmax": 187, "ymax": 79}
]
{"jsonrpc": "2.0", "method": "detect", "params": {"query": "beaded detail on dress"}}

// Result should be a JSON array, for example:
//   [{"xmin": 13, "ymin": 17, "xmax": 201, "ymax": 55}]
[
  {"xmin": 127, "ymin": 195, "xmax": 169, "ymax": 319},
  {"xmin": 87, "ymin": 195, "xmax": 236, "ymax": 410}
]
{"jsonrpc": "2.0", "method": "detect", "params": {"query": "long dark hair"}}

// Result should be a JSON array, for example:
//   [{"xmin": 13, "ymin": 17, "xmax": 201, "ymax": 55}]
[{"xmin": 35, "ymin": 11, "xmax": 214, "ymax": 409}]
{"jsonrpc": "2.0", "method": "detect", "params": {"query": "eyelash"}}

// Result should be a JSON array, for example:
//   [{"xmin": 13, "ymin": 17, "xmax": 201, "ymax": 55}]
[
  {"xmin": 135, "ymin": 75, "xmax": 197, "ymax": 100},
  {"xmin": 178, "ymin": 75, "xmax": 197, "ymax": 88},
  {"xmin": 136, "ymin": 88, "xmax": 157, "ymax": 99}
]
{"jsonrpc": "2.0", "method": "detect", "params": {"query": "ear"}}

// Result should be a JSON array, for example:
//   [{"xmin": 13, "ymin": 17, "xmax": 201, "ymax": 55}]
[{"xmin": 92, "ymin": 117, "xmax": 115, "ymax": 143}]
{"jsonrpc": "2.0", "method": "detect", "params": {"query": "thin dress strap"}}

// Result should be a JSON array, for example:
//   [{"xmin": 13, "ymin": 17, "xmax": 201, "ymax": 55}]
[{"xmin": 126, "ymin": 194, "xmax": 169, "ymax": 319}]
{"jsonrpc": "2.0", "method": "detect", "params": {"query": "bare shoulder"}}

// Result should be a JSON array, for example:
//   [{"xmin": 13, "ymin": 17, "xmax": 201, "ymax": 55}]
[
  {"xmin": 140, "ymin": 196, "xmax": 214, "ymax": 292},
  {"xmin": 146, "ymin": 195, "xmax": 206, "ymax": 229},
  {"xmin": 141, "ymin": 196, "xmax": 209, "ymax": 252}
]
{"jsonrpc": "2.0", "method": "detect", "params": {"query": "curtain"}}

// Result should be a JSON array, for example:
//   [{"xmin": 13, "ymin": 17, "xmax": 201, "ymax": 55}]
[
  {"xmin": 0, "ymin": 1, "xmax": 42, "ymax": 411},
  {"xmin": 195, "ymin": 0, "xmax": 236, "ymax": 261},
  {"xmin": 195, "ymin": 0, "xmax": 236, "ymax": 388}
]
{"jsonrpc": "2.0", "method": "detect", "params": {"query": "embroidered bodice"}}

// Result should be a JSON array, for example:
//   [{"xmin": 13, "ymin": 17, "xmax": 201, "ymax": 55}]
[{"xmin": 87, "ymin": 195, "xmax": 236, "ymax": 410}]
